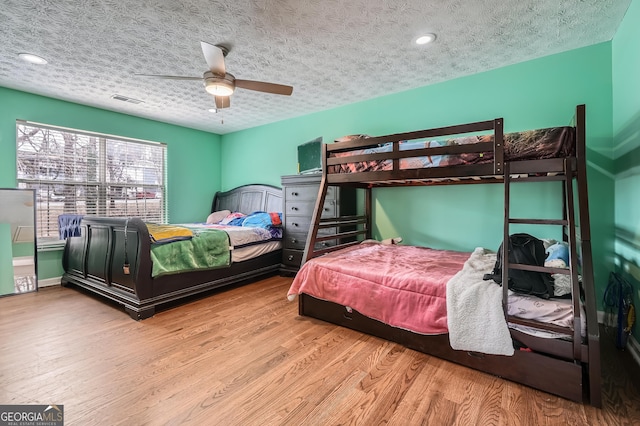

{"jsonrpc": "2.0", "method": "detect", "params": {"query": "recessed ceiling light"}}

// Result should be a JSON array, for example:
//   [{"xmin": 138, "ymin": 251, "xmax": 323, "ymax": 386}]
[
  {"xmin": 415, "ymin": 34, "xmax": 437, "ymax": 45},
  {"xmin": 18, "ymin": 53, "xmax": 48, "ymax": 65},
  {"xmin": 208, "ymin": 108, "xmax": 218, "ymax": 113}
]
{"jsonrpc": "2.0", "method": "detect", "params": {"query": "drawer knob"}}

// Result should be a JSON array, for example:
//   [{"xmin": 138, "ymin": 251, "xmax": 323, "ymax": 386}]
[
  {"xmin": 292, "ymin": 192, "xmax": 298, "ymax": 196},
  {"xmin": 291, "ymin": 238, "xmax": 297, "ymax": 243},
  {"xmin": 288, "ymin": 255, "xmax": 294, "ymax": 261},
  {"xmin": 292, "ymin": 222, "xmax": 298, "ymax": 227},
  {"xmin": 291, "ymin": 206, "xmax": 298, "ymax": 211}
]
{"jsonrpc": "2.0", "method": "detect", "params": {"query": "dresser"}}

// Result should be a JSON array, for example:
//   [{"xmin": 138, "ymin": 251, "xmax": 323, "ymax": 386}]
[{"xmin": 280, "ymin": 174, "xmax": 356, "ymax": 275}]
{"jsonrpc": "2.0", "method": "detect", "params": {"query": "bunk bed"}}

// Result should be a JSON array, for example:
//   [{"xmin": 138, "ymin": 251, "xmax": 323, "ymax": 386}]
[
  {"xmin": 287, "ymin": 105, "xmax": 602, "ymax": 407},
  {"xmin": 62, "ymin": 184, "xmax": 283, "ymax": 320}
]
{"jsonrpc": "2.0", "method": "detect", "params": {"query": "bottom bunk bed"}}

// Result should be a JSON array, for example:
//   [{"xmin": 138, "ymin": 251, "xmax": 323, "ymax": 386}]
[
  {"xmin": 288, "ymin": 242, "xmax": 593, "ymax": 405},
  {"xmin": 288, "ymin": 104, "xmax": 601, "ymax": 407},
  {"xmin": 62, "ymin": 184, "xmax": 283, "ymax": 320}
]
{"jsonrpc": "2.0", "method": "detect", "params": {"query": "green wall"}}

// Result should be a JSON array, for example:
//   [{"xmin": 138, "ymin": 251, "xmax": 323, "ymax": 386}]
[
  {"xmin": 612, "ymin": 0, "xmax": 640, "ymax": 344},
  {"xmin": 222, "ymin": 43, "xmax": 615, "ymax": 309},
  {"xmin": 0, "ymin": 87, "xmax": 222, "ymax": 280}
]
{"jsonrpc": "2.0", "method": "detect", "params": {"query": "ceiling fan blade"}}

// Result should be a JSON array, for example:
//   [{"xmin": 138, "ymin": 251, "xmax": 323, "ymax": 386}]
[
  {"xmin": 201, "ymin": 41, "xmax": 226, "ymax": 76},
  {"xmin": 215, "ymin": 96, "xmax": 230, "ymax": 109},
  {"xmin": 134, "ymin": 73, "xmax": 202, "ymax": 80},
  {"xmin": 235, "ymin": 79, "xmax": 293, "ymax": 96}
]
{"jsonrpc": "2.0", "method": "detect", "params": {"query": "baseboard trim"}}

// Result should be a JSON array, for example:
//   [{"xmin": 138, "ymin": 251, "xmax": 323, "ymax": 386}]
[{"xmin": 39, "ymin": 277, "xmax": 61, "ymax": 288}]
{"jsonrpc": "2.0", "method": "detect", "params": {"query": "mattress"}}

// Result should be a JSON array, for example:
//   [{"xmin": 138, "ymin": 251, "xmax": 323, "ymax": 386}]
[
  {"xmin": 150, "ymin": 223, "xmax": 281, "ymax": 277},
  {"xmin": 289, "ymin": 242, "xmax": 469, "ymax": 334},
  {"xmin": 288, "ymin": 242, "xmax": 578, "ymax": 338},
  {"xmin": 329, "ymin": 126, "xmax": 575, "ymax": 174},
  {"xmin": 508, "ymin": 291, "xmax": 586, "ymax": 339},
  {"xmin": 232, "ymin": 240, "xmax": 282, "ymax": 263}
]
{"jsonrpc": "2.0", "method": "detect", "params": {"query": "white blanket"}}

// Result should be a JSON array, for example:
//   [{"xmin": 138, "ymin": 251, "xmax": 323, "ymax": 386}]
[{"xmin": 446, "ymin": 247, "xmax": 515, "ymax": 356}]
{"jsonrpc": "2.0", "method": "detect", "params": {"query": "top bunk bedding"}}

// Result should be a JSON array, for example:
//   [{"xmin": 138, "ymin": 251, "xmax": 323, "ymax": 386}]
[
  {"xmin": 323, "ymin": 109, "xmax": 584, "ymax": 185},
  {"xmin": 330, "ymin": 126, "xmax": 575, "ymax": 173}
]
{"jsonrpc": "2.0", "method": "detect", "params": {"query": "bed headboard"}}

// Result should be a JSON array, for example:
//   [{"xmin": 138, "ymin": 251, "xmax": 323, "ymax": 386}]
[{"xmin": 212, "ymin": 184, "xmax": 283, "ymax": 214}]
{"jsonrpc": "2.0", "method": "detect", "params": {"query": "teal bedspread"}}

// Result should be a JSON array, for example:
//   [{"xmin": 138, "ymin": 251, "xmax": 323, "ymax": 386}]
[{"xmin": 149, "ymin": 227, "xmax": 231, "ymax": 277}]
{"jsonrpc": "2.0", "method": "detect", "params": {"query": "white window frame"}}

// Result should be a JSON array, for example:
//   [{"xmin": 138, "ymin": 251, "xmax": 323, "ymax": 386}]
[{"xmin": 16, "ymin": 120, "xmax": 167, "ymax": 245}]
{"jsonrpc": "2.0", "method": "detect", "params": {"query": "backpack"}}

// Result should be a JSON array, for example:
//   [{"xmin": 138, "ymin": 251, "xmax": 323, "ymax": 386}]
[{"xmin": 483, "ymin": 233, "xmax": 555, "ymax": 299}]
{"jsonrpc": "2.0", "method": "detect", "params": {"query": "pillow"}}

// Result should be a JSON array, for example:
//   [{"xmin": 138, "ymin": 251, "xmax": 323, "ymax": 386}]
[
  {"xmin": 206, "ymin": 210, "xmax": 231, "ymax": 224},
  {"xmin": 241, "ymin": 212, "xmax": 282, "ymax": 229},
  {"xmin": 545, "ymin": 242, "xmax": 569, "ymax": 268},
  {"xmin": 220, "ymin": 212, "xmax": 246, "ymax": 226}
]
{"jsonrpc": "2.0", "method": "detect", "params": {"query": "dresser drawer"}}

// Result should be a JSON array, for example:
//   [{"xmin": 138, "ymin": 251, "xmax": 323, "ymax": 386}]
[
  {"xmin": 320, "ymin": 200, "xmax": 336, "ymax": 217},
  {"xmin": 285, "ymin": 217, "xmax": 311, "ymax": 234},
  {"xmin": 284, "ymin": 230, "xmax": 340, "ymax": 250},
  {"xmin": 285, "ymin": 185, "xmax": 318, "ymax": 201},
  {"xmin": 282, "ymin": 249, "xmax": 304, "ymax": 267},
  {"xmin": 284, "ymin": 232, "xmax": 308, "ymax": 250},
  {"xmin": 286, "ymin": 200, "xmax": 316, "ymax": 217},
  {"xmin": 287, "ymin": 199, "xmax": 337, "ymax": 218},
  {"xmin": 285, "ymin": 185, "xmax": 336, "ymax": 201}
]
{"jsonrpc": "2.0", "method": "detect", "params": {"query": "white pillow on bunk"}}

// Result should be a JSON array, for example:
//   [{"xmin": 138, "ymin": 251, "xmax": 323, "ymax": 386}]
[{"xmin": 206, "ymin": 210, "xmax": 231, "ymax": 224}]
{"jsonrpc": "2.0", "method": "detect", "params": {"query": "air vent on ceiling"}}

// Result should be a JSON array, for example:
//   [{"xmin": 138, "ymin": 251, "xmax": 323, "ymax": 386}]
[{"xmin": 110, "ymin": 94, "xmax": 144, "ymax": 104}]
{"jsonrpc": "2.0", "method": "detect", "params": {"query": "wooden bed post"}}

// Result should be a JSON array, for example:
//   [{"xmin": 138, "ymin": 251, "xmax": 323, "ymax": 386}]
[
  {"xmin": 365, "ymin": 185, "xmax": 372, "ymax": 240},
  {"xmin": 574, "ymin": 104, "xmax": 602, "ymax": 407}
]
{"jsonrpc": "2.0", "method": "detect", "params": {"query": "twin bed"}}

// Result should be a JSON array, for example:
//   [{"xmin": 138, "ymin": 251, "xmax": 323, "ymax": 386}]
[
  {"xmin": 62, "ymin": 184, "xmax": 283, "ymax": 320},
  {"xmin": 287, "ymin": 105, "xmax": 601, "ymax": 407}
]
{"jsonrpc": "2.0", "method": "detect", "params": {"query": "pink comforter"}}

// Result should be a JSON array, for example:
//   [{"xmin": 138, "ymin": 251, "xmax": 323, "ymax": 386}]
[{"xmin": 287, "ymin": 243, "xmax": 470, "ymax": 334}]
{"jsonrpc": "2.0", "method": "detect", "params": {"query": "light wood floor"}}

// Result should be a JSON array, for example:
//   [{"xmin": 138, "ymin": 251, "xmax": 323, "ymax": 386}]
[{"xmin": 1, "ymin": 276, "xmax": 639, "ymax": 426}]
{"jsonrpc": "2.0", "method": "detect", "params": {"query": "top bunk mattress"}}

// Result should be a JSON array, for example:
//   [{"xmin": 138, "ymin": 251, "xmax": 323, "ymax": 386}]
[{"xmin": 329, "ymin": 126, "xmax": 575, "ymax": 174}]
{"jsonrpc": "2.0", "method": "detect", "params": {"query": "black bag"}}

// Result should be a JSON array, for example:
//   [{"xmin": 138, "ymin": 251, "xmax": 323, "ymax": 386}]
[{"xmin": 483, "ymin": 233, "xmax": 554, "ymax": 299}]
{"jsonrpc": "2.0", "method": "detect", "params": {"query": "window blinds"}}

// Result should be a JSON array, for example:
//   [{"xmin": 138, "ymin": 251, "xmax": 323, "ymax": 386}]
[{"xmin": 16, "ymin": 121, "xmax": 167, "ymax": 241}]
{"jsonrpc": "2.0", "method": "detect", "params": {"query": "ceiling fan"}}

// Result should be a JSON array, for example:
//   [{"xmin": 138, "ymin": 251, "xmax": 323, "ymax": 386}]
[{"xmin": 136, "ymin": 41, "xmax": 293, "ymax": 109}]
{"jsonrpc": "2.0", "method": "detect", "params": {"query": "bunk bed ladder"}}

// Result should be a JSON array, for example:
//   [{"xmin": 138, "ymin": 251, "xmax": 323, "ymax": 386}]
[
  {"xmin": 502, "ymin": 165, "xmax": 579, "ymax": 336},
  {"xmin": 302, "ymin": 173, "xmax": 371, "ymax": 266},
  {"xmin": 501, "ymin": 104, "xmax": 601, "ymax": 406}
]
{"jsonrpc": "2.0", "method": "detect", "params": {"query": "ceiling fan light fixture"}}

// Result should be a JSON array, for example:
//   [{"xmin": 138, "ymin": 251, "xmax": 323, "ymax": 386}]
[{"xmin": 204, "ymin": 80, "xmax": 234, "ymax": 96}]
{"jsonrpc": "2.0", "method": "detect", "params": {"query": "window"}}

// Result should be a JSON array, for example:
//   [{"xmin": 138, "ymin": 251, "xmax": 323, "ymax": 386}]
[{"xmin": 16, "ymin": 121, "xmax": 167, "ymax": 242}]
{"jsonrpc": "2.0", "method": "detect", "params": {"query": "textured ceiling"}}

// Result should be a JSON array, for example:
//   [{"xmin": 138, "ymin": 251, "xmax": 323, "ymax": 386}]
[{"xmin": 0, "ymin": 0, "xmax": 630, "ymax": 135}]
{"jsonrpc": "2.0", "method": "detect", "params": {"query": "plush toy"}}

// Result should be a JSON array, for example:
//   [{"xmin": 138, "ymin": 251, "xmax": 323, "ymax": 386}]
[{"xmin": 545, "ymin": 242, "xmax": 569, "ymax": 268}]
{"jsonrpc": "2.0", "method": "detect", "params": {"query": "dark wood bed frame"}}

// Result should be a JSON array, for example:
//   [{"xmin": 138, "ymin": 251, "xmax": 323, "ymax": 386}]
[
  {"xmin": 299, "ymin": 104, "xmax": 602, "ymax": 407},
  {"xmin": 61, "ymin": 184, "xmax": 283, "ymax": 320}
]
